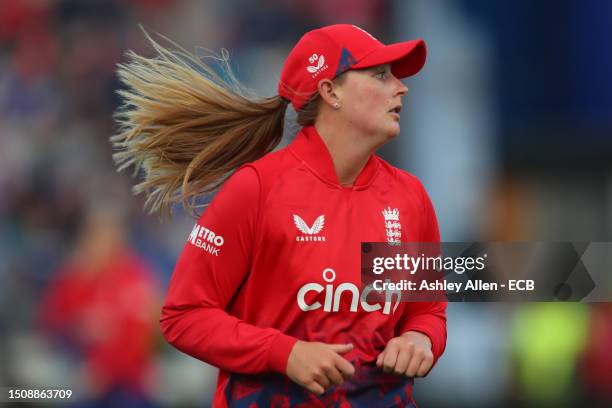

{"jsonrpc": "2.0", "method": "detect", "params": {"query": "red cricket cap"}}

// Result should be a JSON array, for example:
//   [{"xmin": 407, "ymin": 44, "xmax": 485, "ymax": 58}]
[{"xmin": 278, "ymin": 24, "xmax": 427, "ymax": 111}]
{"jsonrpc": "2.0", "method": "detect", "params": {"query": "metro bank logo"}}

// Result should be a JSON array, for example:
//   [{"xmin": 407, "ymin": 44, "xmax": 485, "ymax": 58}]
[{"xmin": 188, "ymin": 223, "xmax": 224, "ymax": 256}]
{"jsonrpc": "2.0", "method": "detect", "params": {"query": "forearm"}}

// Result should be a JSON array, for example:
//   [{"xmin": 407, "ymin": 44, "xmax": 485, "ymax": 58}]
[{"xmin": 160, "ymin": 304, "xmax": 297, "ymax": 374}]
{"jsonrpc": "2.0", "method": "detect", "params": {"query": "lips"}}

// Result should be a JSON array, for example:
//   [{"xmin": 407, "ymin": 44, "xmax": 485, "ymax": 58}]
[{"xmin": 388, "ymin": 105, "xmax": 402, "ymax": 114}]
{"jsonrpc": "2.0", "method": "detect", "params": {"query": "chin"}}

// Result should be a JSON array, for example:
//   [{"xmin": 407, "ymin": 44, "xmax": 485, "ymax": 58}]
[{"xmin": 385, "ymin": 123, "xmax": 401, "ymax": 139}]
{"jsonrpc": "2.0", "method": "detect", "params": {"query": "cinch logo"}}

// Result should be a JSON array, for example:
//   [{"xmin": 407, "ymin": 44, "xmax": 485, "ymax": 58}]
[
  {"xmin": 188, "ymin": 223, "xmax": 224, "ymax": 256},
  {"xmin": 293, "ymin": 214, "xmax": 326, "ymax": 242},
  {"xmin": 306, "ymin": 53, "xmax": 328, "ymax": 78},
  {"xmin": 382, "ymin": 206, "xmax": 402, "ymax": 246},
  {"xmin": 297, "ymin": 268, "xmax": 401, "ymax": 315}
]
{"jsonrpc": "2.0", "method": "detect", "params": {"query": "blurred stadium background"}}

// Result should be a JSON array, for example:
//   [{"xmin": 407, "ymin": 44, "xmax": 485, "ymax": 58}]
[{"xmin": 1, "ymin": 0, "xmax": 611, "ymax": 407}]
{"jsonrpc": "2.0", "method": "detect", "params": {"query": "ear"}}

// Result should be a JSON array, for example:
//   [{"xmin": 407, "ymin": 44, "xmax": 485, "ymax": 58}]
[{"xmin": 317, "ymin": 78, "xmax": 341, "ymax": 109}]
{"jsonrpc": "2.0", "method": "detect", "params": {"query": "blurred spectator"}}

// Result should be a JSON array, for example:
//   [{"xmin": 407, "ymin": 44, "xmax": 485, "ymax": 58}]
[
  {"xmin": 39, "ymin": 205, "xmax": 161, "ymax": 407},
  {"xmin": 510, "ymin": 303, "xmax": 589, "ymax": 407},
  {"xmin": 580, "ymin": 303, "xmax": 612, "ymax": 407}
]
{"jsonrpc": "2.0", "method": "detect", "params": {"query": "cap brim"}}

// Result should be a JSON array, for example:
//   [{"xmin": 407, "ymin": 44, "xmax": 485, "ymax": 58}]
[{"xmin": 351, "ymin": 39, "xmax": 426, "ymax": 78}]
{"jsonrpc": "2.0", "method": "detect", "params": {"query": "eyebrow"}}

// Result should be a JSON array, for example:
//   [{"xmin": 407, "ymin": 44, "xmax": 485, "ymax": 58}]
[{"xmin": 355, "ymin": 65, "xmax": 390, "ymax": 74}]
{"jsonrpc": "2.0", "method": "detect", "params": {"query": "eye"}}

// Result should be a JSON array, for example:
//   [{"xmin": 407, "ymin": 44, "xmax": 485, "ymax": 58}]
[{"xmin": 374, "ymin": 70, "xmax": 388, "ymax": 79}]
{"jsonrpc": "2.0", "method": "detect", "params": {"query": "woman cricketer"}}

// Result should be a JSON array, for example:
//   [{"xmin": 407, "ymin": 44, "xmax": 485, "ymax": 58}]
[{"xmin": 113, "ymin": 24, "xmax": 447, "ymax": 408}]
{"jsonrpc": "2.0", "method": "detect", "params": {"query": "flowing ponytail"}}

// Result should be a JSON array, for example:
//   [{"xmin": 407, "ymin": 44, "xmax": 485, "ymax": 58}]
[{"xmin": 111, "ymin": 29, "xmax": 289, "ymax": 218}]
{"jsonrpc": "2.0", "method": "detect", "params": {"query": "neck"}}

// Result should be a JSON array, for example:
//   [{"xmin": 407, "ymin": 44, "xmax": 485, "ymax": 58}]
[{"xmin": 314, "ymin": 120, "xmax": 382, "ymax": 187}]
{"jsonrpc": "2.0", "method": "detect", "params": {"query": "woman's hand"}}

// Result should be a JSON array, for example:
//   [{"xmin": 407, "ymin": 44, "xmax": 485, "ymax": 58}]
[
  {"xmin": 376, "ymin": 331, "xmax": 434, "ymax": 377},
  {"xmin": 286, "ymin": 341, "xmax": 355, "ymax": 395}
]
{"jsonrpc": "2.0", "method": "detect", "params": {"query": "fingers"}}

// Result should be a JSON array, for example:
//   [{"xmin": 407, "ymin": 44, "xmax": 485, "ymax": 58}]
[
  {"xmin": 335, "ymin": 355, "xmax": 356, "ymax": 379},
  {"xmin": 381, "ymin": 344, "xmax": 399, "ymax": 374},
  {"xmin": 327, "ymin": 343, "xmax": 353, "ymax": 354},
  {"xmin": 326, "ymin": 343, "xmax": 355, "ymax": 381},
  {"xmin": 404, "ymin": 347, "xmax": 434, "ymax": 377},
  {"xmin": 416, "ymin": 353, "xmax": 434, "ymax": 377},
  {"xmin": 305, "ymin": 381, "xmax": 325, "ymax": 396},
  {"xmin": 322, "ymin": 344, "xmax": 355, "ymax": 386},
  {"xmin": 404, "ymin": 349, "xmax": 421, "ymax": 377},
  {"xmin": 322, "ymin": 364, "xmax": 344, "ymax": 386},
  {"xmin": 310, "ymin": 358, "xmax": 350, "ymax": 395},
  {"xmin": 312, "ymin": 369, "xmax": 331, "ymax": 389},
  {"xmin": 376, "ymin": 350, "xmax": 384, "ymax": 368},
  {"xmin": 392, "ymin": 347, "xmax": 410, "ymax": 375},
  {"xmin": 377, "ymin": 338, "xmax": 434, "ymax": 378}
]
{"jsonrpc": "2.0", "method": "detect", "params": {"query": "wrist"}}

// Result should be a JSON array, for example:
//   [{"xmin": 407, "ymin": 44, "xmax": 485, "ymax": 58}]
[{"xmin": 267, "ymin": 332, "xmax": 299, "ymax": 374}]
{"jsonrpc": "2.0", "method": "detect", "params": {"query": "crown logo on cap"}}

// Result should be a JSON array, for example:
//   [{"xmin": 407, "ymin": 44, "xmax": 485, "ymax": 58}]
[{"xmin": 382, "ymin": 206, "xmax": 400, "ymax": 221}]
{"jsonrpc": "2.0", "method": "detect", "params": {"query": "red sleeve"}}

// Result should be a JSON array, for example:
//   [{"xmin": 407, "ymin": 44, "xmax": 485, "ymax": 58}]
[
  {"xmin": 395, "ymin": 179, "xmax": 447, "ymax": 366},
  {"xmin": 160, "ymin": 165, "xmax": 298, "ymax": 375},
  {"xmin": 38, "ymin": 269, "xmax": 79, "ymax": 337}
]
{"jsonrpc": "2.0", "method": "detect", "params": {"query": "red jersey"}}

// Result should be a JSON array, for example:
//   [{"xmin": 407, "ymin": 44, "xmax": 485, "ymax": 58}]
[
  {"xmin": 161, "ymin": 125, "xmax": 447, "ymax": 407},
  {"xmin": 40, "ymin": 250, "xmax": 159, "ymax": 393}
]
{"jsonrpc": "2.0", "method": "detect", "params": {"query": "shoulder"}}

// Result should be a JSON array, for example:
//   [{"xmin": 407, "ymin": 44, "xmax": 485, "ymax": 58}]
[
  {"xmin": 234, "ymin": 143, "xmax": 301, "ymax": 193},
  {"xmin": 213, "ymin": 144, "xmax": 300, "ymax": 213},
  {"xmin": 247, "ymin": 144, "xmax": 299, "ymax": 176},
  {"xmin": 223, "ymin": 145, "xmax": 295, "ymax": 190},
  {"xmin": 216, "ymin": 164, "xmax": 260, "ymax": 202}
]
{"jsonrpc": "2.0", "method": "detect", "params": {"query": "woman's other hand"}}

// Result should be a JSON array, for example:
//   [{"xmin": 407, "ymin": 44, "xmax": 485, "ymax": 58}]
[{"xmin": 376, "ymin": 331, "xmax": 434, "ymax": 377}]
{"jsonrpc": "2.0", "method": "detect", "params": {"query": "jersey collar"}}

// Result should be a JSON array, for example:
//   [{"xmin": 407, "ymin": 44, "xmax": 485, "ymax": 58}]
[{"xmin": 288, "ymin": 125, "xmax": 380, "ymax": 190}]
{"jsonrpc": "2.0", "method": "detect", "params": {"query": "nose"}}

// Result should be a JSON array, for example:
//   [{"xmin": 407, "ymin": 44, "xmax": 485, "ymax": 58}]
[{"xmin": 393, "ymin": 75, "xmax": 408, "ymax": 96}]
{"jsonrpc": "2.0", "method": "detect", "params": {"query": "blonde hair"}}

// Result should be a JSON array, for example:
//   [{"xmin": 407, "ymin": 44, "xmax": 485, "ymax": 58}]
[{"xmin": 111, "ymin": 30, "xmax": 329, "ymax": 218}]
